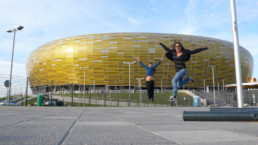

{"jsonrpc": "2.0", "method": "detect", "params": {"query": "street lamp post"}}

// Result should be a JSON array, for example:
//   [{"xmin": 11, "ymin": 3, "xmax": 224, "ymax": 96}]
[
  {"xmin": 6, "ymin": 26, "xmax": 24, "ymax": 106},
  {"xmin": 123, "ymin": 61, "xmax": 136, "ymax": 107},
  {"xmin": 81, "ymin": 67, "xmax": 90, "ymax": 107}
]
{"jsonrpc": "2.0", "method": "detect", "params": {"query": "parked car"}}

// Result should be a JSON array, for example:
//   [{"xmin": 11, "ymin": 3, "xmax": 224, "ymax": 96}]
[
  {"xmin": 0, "ymin": 100, "xmax": 20, "ymax": 106},
  {"xmin": 44, "ymin": 99, "xmax": 66, "ymax": 106},
  {"xmin": 0, "ymin": 100, "xmax": 5, "ymax": 106}
]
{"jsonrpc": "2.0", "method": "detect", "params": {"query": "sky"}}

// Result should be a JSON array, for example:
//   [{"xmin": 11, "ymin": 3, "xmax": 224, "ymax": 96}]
[{"xmin": 1, "ymin": 0, "xmax": 258, "ymax": 79}]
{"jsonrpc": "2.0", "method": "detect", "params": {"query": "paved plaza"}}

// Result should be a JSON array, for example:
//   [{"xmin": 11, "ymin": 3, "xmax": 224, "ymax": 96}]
[{"xmin": 0, "ymin": 106, "xmax": 258, "ymax": 145}]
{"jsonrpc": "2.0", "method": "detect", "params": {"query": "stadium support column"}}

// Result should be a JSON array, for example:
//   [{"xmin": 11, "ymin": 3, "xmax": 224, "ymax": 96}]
[
  {"xmin": 136, "ymin": 78, "xmax": 144, "ymax": 107},
  {"xmin": 80, "ymin": 67, "xmax": 90, "ymax": 107},
  {"xmin": 71, "ymin": 83, "xmax": 74, "ymax": 106},
  {"xmin": 25, "ymin": 77, "xmax": 29, "ymax": 106},
  {"xmin": 123, "ymin": 61, "xmax": 136, "ymax": 107},
  {"xmin": 212, "ymin": 66, "xmax": 216, "ymax": 105},
  {"xmin": 50, "ymin": 80, "xmax": 53, "ymax": 105},
  {"xmin": 203, "ymin": 79, "xmax": 205, "ymax": 92},
  {"xmin": 230, "ymin": 0, "xmax": 244, "ymax": 108}
]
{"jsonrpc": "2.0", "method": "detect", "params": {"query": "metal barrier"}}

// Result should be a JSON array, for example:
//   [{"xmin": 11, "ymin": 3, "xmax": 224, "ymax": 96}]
[{"xmin": 183, "ymin": 110, "xmax": 258, "ymax": 121}]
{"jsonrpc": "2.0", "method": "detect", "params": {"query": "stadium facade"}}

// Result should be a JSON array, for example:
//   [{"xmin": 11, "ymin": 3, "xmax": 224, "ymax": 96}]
[{"xmin": 26, "ymin": 33, "xmax": 253, "ymax": 92}]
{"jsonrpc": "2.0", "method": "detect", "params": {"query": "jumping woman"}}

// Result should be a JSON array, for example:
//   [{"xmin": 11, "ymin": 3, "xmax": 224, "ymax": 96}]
[{"xmin": 158, "ymin": 41, "xmax": 209, "ymax": 101}]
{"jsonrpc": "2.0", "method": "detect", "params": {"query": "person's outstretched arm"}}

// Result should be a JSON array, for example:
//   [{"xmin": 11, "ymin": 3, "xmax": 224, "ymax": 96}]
[
  {"xmin": 136, "ymin": 57, "xmax": 147, "ymax": 69},
  {"xmin": 190, "ymin": 46, "xmax": 209, "ymax": 54},
  {"xmin": 153, "ymin": 57, "xmax": 164, "ymax": 68},
  {"xmin": 158, "ymin": 41, "xmax": 170, "ymax": 52}
]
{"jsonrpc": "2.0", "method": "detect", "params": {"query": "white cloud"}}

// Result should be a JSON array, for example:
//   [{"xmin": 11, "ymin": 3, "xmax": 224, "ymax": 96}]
[
  {"xmin": 181, "ymin": 27, "xmax": 196, "ymax": 35},
  {"xmin": 127, "ymin": 17, "xmax": 144, "ymax": 26},
  {"xmin": 237, "ymin": 0, "xmax": 258, "ymax": 22},
  {"xmin": 239, "ymin": 35, "xmax": 258, "ymax": 55},
  {"xmin": 0, "ymin": 60, "xmax": 26, "ymax": 76},
  {"xmin": 178, "ymin": 0, "xmax": 201, "ymax": 35}
]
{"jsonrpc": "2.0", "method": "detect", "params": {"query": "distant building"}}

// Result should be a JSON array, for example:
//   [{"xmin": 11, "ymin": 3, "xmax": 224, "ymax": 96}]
[{"xmin": 26, "ymin": 33, "xmax": 253, "ymax": 92}]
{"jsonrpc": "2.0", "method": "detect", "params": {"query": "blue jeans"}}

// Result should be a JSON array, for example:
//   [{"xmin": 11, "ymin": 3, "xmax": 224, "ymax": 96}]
[{"xmin": 172, "ymin": 69, "xmax": 191, "ymax": 97}]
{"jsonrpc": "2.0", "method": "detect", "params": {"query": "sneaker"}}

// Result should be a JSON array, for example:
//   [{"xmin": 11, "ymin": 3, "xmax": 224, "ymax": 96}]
[
  {"xmin": 168, "ymin": 96, "xmax": 177, "ymax": 101},
  {"xmin": 189, "ymin": 76, "xmax": 194, "ymax": 82}
]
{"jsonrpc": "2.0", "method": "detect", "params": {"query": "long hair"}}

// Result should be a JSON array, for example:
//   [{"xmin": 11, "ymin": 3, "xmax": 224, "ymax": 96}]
[{"xmin": 171, "ymin": 40, "xmax": 186, "ymax": 51}]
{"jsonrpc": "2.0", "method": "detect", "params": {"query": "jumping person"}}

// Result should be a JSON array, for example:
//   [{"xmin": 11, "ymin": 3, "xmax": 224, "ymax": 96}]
[
  {"xmin": 158, "ymin": 41, "xmax": 209, "ymax": 101},
  {"xmin": 136, "ymin": 57, "xmax": 164, "ymax": 102}
]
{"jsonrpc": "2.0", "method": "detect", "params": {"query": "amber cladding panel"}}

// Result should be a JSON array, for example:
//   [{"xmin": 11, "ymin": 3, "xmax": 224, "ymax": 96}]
[{"xmin": 26, "ymin": 33, "xmax": 253, "ymax": 88}]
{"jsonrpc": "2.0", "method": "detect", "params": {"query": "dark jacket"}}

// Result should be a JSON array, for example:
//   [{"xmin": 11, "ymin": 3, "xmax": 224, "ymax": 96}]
[{"xmin": 160, "ymin": 43, "xmax": 208, "ymax": 72}]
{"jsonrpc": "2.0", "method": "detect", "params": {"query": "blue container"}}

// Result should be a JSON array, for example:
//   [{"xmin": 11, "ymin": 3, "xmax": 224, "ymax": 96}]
[{"xmin": 193, "ymin": 96, "xmax": 200, "ymax": 107}]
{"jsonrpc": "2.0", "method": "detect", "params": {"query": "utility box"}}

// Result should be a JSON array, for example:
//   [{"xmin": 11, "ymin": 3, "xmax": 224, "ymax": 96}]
[
  {"xmin": 37, "ymin": 94, "xmax": 43, "ymax": 106},
  {"xmin": 201, "ymin": 98, "xmax": 207, "ymax": 106},
  {"xmin": 193, "ymin": 96, "xmax": 201, "ymax": 107}
]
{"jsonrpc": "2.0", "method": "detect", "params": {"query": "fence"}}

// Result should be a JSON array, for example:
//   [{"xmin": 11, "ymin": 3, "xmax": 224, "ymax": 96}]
[
  {"xmin": 3, "ymin": 76, "xmax": 258, "ymax": 107},
  {"xmin": 0, "ymin": 74, "xmax": 33, "ymax": 99},
  {"xmin": 194, "ymin": 88, "xmax": 258, "ymax": 107},
  {"xmin": 36, "ymin": 88, "xmax": 194, "ymax": 107}
]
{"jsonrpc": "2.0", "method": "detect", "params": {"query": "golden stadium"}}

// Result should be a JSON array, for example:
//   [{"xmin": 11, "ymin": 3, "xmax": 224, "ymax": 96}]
[{"xmin": 26, "ymin": 33, "xmax": 253, "ymax": 91}]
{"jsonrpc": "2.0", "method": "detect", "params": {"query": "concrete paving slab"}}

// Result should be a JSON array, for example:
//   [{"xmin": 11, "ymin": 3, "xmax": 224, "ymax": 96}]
[
  {"xmin": 0, "ymin": 106, "xmax": 257, "ymax": 145},
  {"xmin": 156, "ymin": 130, "xmax": 258, "ymax": 145},
  {"xmin": 64, "ymin": 124, "xmax": 175, "ymax": 145}
]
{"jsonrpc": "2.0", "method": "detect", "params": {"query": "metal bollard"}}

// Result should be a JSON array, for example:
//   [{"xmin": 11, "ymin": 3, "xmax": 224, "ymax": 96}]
[{"xmin": 183, "ymin": 110, "xmax": 258, "ymax": 121}]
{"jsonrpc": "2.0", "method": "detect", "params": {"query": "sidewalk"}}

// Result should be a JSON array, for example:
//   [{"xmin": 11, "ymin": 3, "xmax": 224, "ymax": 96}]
[{"xmin": 0, "ymin": 107, "xmax": 257, "ymax": 145}]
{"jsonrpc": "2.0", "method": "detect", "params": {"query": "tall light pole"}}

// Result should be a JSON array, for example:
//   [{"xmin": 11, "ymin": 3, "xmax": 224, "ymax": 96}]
[
  {"xmin": 123, "ymin": 61, "xmax": 136, "ymax": 107},
  {"xmin": 6, "ymin": 26, "xmax": 24, "ymax": 106},
  {"xmin": 230, "ymin": 0, "xmax": 244, "ymax": 108},
  {"xmin": 80, "ymin": 67, "xmax": 90, "ymax": 106}
]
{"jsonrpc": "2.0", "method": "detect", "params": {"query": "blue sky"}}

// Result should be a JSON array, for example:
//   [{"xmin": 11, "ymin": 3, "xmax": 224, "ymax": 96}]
[{"xmin": 1, "ymin": 0, "xmax": 258, "ymax": 79}]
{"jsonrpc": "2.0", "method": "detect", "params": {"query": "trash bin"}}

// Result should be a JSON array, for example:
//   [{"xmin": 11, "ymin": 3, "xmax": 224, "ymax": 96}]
[
  {"xmin": 37, "ymin": 94, "xmax": 43, "ymax": 106},
  {"xmin": 193, "ymin": 96, "xmax": 200, "ymax": 107}
]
